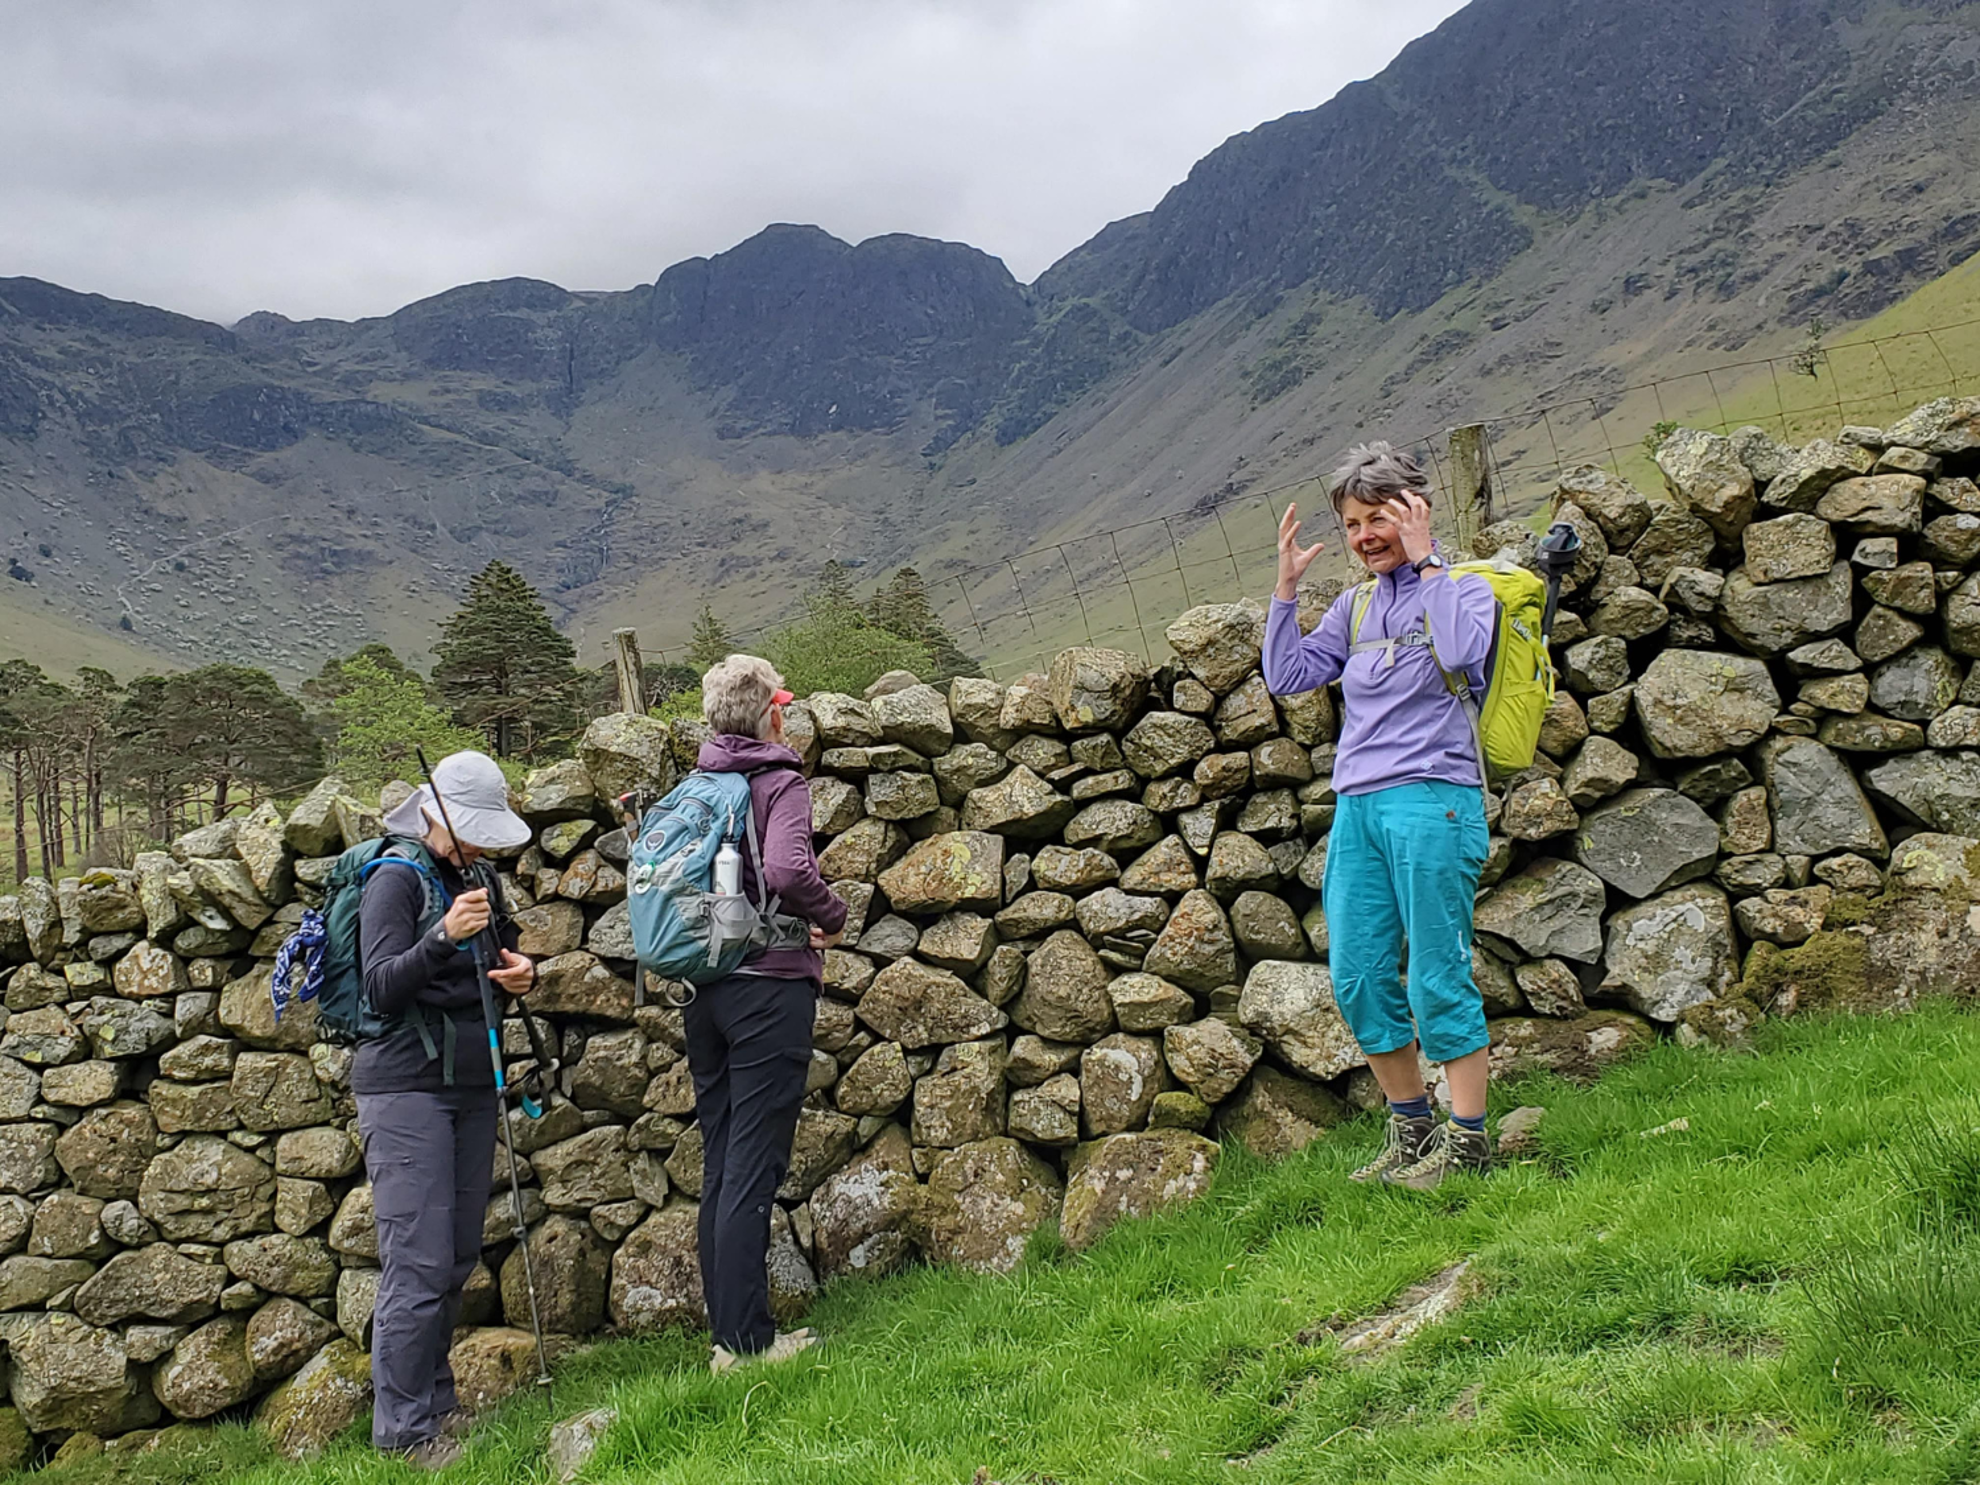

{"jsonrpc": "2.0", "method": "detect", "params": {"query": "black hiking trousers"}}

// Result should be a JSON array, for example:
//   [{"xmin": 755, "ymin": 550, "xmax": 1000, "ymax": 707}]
[
  {"xmin": 681, "ymin": 971, "xmax": 815, "ymax": 1354},
  {"xmin": 356, "ymin": 1087, "xmax": 498, "ymax": 1449}
]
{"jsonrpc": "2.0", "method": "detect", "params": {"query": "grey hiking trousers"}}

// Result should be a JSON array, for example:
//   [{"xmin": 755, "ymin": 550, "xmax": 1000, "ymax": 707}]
[{"xmin": 356, "ymin": 1087, "xmax": 498, "ymax": 1449}]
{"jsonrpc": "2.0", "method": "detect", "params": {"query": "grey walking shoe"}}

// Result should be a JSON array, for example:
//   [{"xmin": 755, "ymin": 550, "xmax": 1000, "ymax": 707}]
[
  {"xmin": 1352, "ymin": 1112, "xmax": 1437, "ymax": 1183},
  {"xmin": 709, "ymin": 1329, "xmax": 819, "ymax": 1374},
  {"xmin": 1383, "ymin": 1120, "xmax": 1494, "ymax": 1192},
  {"xmin": 392, "ymin": 1435, "xmax": 463, "ymax": 1471}
]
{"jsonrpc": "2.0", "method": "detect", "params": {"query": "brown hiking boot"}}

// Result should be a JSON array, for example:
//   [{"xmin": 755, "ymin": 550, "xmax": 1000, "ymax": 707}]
[
  {"xmin": 1352, "ymin": 1112, "xmax": 1437, "ymax": 1183},
  {"xmin": 1384, "ymin": 1120, "xmax": 1494, "ymax": 1192}
]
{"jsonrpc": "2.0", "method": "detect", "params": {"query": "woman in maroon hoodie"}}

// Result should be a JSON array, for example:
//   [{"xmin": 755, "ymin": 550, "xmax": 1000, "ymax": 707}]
[{"xmin": 687, "ymin": 654, "xmax": 847, "ymax": 1372}]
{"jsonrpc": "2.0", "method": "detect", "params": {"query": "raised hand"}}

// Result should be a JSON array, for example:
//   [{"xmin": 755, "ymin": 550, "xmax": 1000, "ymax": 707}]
[
  {"xmin": 1276, "ymin": 503, "xmax": 1326, "ymax": 600},
  {"xmin": 1385, "ymin": 493, "xmax": 1436, "ymax": 566}
]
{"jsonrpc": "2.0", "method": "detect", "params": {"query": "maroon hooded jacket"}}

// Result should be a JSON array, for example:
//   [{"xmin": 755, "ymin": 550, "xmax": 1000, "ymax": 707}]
[{"xmin": 697, "ymin": 733, "xmax": 847, "ymax": 981}]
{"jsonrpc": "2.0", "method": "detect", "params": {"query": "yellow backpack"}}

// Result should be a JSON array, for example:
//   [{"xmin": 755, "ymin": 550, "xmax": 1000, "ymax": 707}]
[{"xmin": 1347, "ymin": 556, "xmax": 1554, "ymax": 786}]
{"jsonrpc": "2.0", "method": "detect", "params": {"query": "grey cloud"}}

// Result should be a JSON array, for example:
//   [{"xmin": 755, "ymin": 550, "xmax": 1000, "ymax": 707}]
[{"xmin": 0, "ymin": 0, "xmax": 1467, "ymax": 324}]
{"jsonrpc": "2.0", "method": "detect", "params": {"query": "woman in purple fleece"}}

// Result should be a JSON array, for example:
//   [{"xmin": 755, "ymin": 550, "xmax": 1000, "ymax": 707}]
[
  {"xmin": 1263, "ymin": 442, "xmax": 1498, "ymax": 1191},
  {"xmin": 687, "ymin": 654, "xmax": 847, "ymax": 1371}
]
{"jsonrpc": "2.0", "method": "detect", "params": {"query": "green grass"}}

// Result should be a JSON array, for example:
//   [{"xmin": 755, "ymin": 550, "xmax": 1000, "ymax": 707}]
[{"xmin": 28, "ymin": 1005, "xmax": 1980, "ymax": 1485}]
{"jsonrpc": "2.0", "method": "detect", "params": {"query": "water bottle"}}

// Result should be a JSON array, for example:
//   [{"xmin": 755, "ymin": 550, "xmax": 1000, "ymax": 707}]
[{"xmin": 713, "ymin": 841, "xmax": 742, "ymax": 897}]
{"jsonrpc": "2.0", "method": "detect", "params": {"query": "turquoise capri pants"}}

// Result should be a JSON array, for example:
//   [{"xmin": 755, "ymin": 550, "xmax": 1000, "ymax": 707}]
[{"xmin": 1321, "ymin": 780, "xmax": 1491, "ymax": 1066}]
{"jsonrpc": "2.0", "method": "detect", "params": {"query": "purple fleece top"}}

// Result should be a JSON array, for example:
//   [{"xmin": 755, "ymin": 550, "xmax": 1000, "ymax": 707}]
[
  {"xmin": 1263, "ymin": 559, "xmax": 1497, "ymax": 796},
  {"xmin": 697, "ymin": 733, "xmax": 847, "ymax": 981}
]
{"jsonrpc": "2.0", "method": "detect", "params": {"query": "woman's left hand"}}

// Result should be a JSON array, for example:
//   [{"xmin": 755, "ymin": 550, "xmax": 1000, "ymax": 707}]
[
  {"xmin": 1386, "ymin": 493, "xmax": 1436, "ymax": 566},
  {"xmin": 489, "ymin": 948, "xmax": 536, "ymax": 995}
]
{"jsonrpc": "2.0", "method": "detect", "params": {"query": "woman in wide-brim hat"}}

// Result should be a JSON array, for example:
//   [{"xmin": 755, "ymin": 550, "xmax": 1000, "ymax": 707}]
[{"xmin": 360, "ymin": 750, "xmax": 537, "ymax": 1468}]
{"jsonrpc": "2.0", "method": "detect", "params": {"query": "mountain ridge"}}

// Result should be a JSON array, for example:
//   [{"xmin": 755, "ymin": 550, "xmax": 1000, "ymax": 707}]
[{"xmin": 4, "ymin": 0, "xmax": 1979, "ymax": 679}]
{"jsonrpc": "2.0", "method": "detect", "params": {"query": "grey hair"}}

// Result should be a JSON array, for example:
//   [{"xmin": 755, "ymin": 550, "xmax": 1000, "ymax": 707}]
[
  {"xmin": 702, "ymin": 653, "xmax": 785, "ymax": 739},
  {"xmin": 1328, "ymin": 441, "xmax": 1432, "ymax": 514}
]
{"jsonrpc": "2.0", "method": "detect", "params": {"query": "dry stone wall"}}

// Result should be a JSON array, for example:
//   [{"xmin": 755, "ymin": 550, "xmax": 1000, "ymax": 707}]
[{"xmin": 3, "ymin": 395, "xmax": 1980, "ymax": 1459}]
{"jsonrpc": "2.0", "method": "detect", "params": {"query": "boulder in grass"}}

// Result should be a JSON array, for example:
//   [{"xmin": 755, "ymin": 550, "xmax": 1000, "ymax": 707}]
[
  {"xmin": 916, "ymin": 1138, "xmax": 1063, "ymax": 1275},
  {"xmin": 1216, "ymin": 1064, "xmax": 1350, "ymax": 1160},
  {"xmin": 1061, "ymin": 1128, "xmax": 1219, "ymax": 1252},
  {"xmin": 1487, "ymin": 1011, "xmax": 1656, "ymax": 1084}
]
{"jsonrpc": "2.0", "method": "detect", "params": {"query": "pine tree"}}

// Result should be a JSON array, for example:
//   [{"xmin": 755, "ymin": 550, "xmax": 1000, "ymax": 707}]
[
  {"xmin": 813, "ymin": 559, "xmax": 858, "ymax": 616},
  {"xmin": 431, "ymin": 560, "xmax": 581, "ymax": 759},
  {"xmin": 330, "ymin": 656, "xmax": 484, "ymax": 787},
  {"xmin": 868, "ymin": 566, "xmax": 979, "ymax": 681},
  {"xmin": 687, "ymin": 604, "xmax": 733, "ymax": 671},
  {"xmin": 109, "ymin": 665, "xmax": 321, "ymax": 822}
]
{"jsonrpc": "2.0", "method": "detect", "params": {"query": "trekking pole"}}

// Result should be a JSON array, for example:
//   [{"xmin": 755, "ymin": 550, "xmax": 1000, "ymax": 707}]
[
  {"xmin": 414, "ymin": 749, "xmax": 553, "ymax": 1393},
  {"xmin": 1535, "ymin": 522, "xmax": 1583, "ymax": 643}
]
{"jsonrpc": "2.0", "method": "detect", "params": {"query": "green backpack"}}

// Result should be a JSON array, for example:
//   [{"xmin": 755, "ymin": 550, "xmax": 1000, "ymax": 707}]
[
  {"xmin": 1348, "ymin": 556, "xmax": 1554, "ymax": 786},
  {"xmin": 270, "ymin": 836, "xmax": 449, "ymax": 1046}
]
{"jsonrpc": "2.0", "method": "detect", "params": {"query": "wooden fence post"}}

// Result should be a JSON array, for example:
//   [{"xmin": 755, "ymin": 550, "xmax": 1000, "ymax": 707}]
[
  {"xmin": 612, "ymin": 628, "xmax": 644, "ymax": 716},
  {"xmin": 1446, "ymin": 424, "xmax": 1492, "ymax": 542}
]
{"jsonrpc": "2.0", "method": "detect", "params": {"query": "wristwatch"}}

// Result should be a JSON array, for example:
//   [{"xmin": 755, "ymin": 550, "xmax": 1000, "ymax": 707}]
[{"xmin": 1413, "ymin": 551, "xmax": 1447, "ymax": 574}]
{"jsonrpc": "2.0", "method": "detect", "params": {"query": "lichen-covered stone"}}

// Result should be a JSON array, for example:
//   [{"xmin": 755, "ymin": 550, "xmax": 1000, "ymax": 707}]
[
  {"xmin": 1760, "ymin": 737, "xmax": 1888, "ymax": 859},
  {"xmin": 1572, "ymin": 788, "xmax": 1720, "ymax": 898},
  {"xmin": 1601, "ymin": 884, "xmax": 1738, "ymax": 1021},
  {"xmin": 1142, "ymin": 890, "xmax": 1237, "ymax": 993},
  {"xmin": 1161, "ymin": 1019, "xmax": 1261, "ymax": 1105},
  {"xmin": 256, "ymin": 1337, "xmax": 372, "ymax": 1458},
  {"xmin": 1046, "ymin": 648, "xmax": 1148, "ymax": 733},
  {"xmin": 1716, "ymin": 562, "xmax": 1854, "ymax": 657},
  {"xmin": 1061, "ymin": 1128, "xmax": 1219, "ymax": 1252},
  {"xmin": 1008, "ymin": 931, "xmax": 1115, "ymax": 1043},
  {"xmin": 912, "ymin": 1040, "xmax": 1006, "ymax": 1149},
  {"xmin": 1237, "ymin": 961, "xmax": 1361, "ymax": 1079},
  {"xmin": 608, "ymin": 1204, "xmax": 705, "ymax": 1333},
  {"xmin": 138, "ymin": 1136, "xmax": 275, "ymax": 1243},
  {"xmin": 1472, "ymin": 858, "xmax": 1607, "ymax": 963},
  {"xmin": 1166, "ymin": 601, "xmax": 1265, "ymax": 694},
  {"xmin": 809, "ymin": 1125, "xmax": 918, "ymax": 1281},
  {"xmin": 858, "ymin": 959, "xmax": 1008, "ymax": 1048},
  {"xmin": 916, "ymin": 1138, "xmax": 1062, "ymax": 1274},
  {"xmin": 1216, "ymin": 1064, "xmax": 1349, "ymax": 1159},
  {"xmin": 154, "ymin": 1315, "xmax": 256, "ymax": 1420}
]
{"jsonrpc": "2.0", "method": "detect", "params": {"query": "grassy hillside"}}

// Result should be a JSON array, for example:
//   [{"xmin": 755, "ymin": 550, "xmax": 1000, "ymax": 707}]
[
  {"xmin": 0, "ymin": 587, "xmax": 171, "ymax": 679},
  {"xmin": 31, "ymin": 1005, "xmax": 1980, "ymax": 1484},
  {"xmin": 945, "ymin": 248, "xmax": 1980, "ymax": 680}
]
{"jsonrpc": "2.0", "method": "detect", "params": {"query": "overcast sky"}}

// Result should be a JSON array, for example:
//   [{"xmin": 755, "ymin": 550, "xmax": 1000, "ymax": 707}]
[{"xmin": 3, "ymin": 0, "xmax": 1467, "ymax": 327}]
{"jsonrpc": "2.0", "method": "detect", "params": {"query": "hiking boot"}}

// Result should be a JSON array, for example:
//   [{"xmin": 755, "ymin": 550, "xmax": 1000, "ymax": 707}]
[
  {"xmin": 709, "ymin": 1329, "xmax": 819, "ymax": 1375},
  {"xmin": 1383, "ymin": 1120, "xmax": 1494, "ymax": 1192},
  {"xmin": 391, "ymin": 1435, "xmax": 463, "ymax": 1471},
  {"xmin": 1352, "ymin": 1112, "xmax": 1437, "ymax": 1183},
  {"xmin": 436, "ymin": 1407, "xmax": 475, "ymax": 1440}
]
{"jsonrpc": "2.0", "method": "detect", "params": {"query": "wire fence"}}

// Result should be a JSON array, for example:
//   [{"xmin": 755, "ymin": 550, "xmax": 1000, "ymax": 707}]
[{"xmin": 637, "ymin": 317, "xmax": 1980, "ymax": 682}]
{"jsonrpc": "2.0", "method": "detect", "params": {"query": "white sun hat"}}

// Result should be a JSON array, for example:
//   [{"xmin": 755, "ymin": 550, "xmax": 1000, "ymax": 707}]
[{"xmin": 381, "ymin": 750, "xmax": 532, "ymax": 850}]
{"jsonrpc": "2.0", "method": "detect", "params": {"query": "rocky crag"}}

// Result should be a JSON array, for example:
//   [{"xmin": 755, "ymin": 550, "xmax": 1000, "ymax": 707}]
[
  {"xmin": 5, "ymin": 0, "xmax": 1979, "ymax": 674},
  {"xmin": 3, "ymin": 395, "xmax": 1980, "ymax": 1459}
]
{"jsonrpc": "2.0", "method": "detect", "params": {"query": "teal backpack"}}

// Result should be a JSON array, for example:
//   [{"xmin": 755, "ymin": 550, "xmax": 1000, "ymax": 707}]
[
  {"xmin": 625, "ymin": 770, "xmax": 808, "ymax": 991},
  {"xmin": 270, "ymin": 836, "xmax": 450, "ymax": 1044}
]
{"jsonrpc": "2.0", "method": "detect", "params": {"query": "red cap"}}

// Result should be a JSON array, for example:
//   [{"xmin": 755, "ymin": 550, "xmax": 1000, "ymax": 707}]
[{"xmin": 771, "ymin": 688, "xmax": 795, "ymax": 706}]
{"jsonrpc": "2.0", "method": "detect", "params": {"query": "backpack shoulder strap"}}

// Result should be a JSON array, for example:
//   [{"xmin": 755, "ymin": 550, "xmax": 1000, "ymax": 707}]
[{"xmin": 1347, "ymin": 581, "xmax": 1377, "ymax": 645}]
